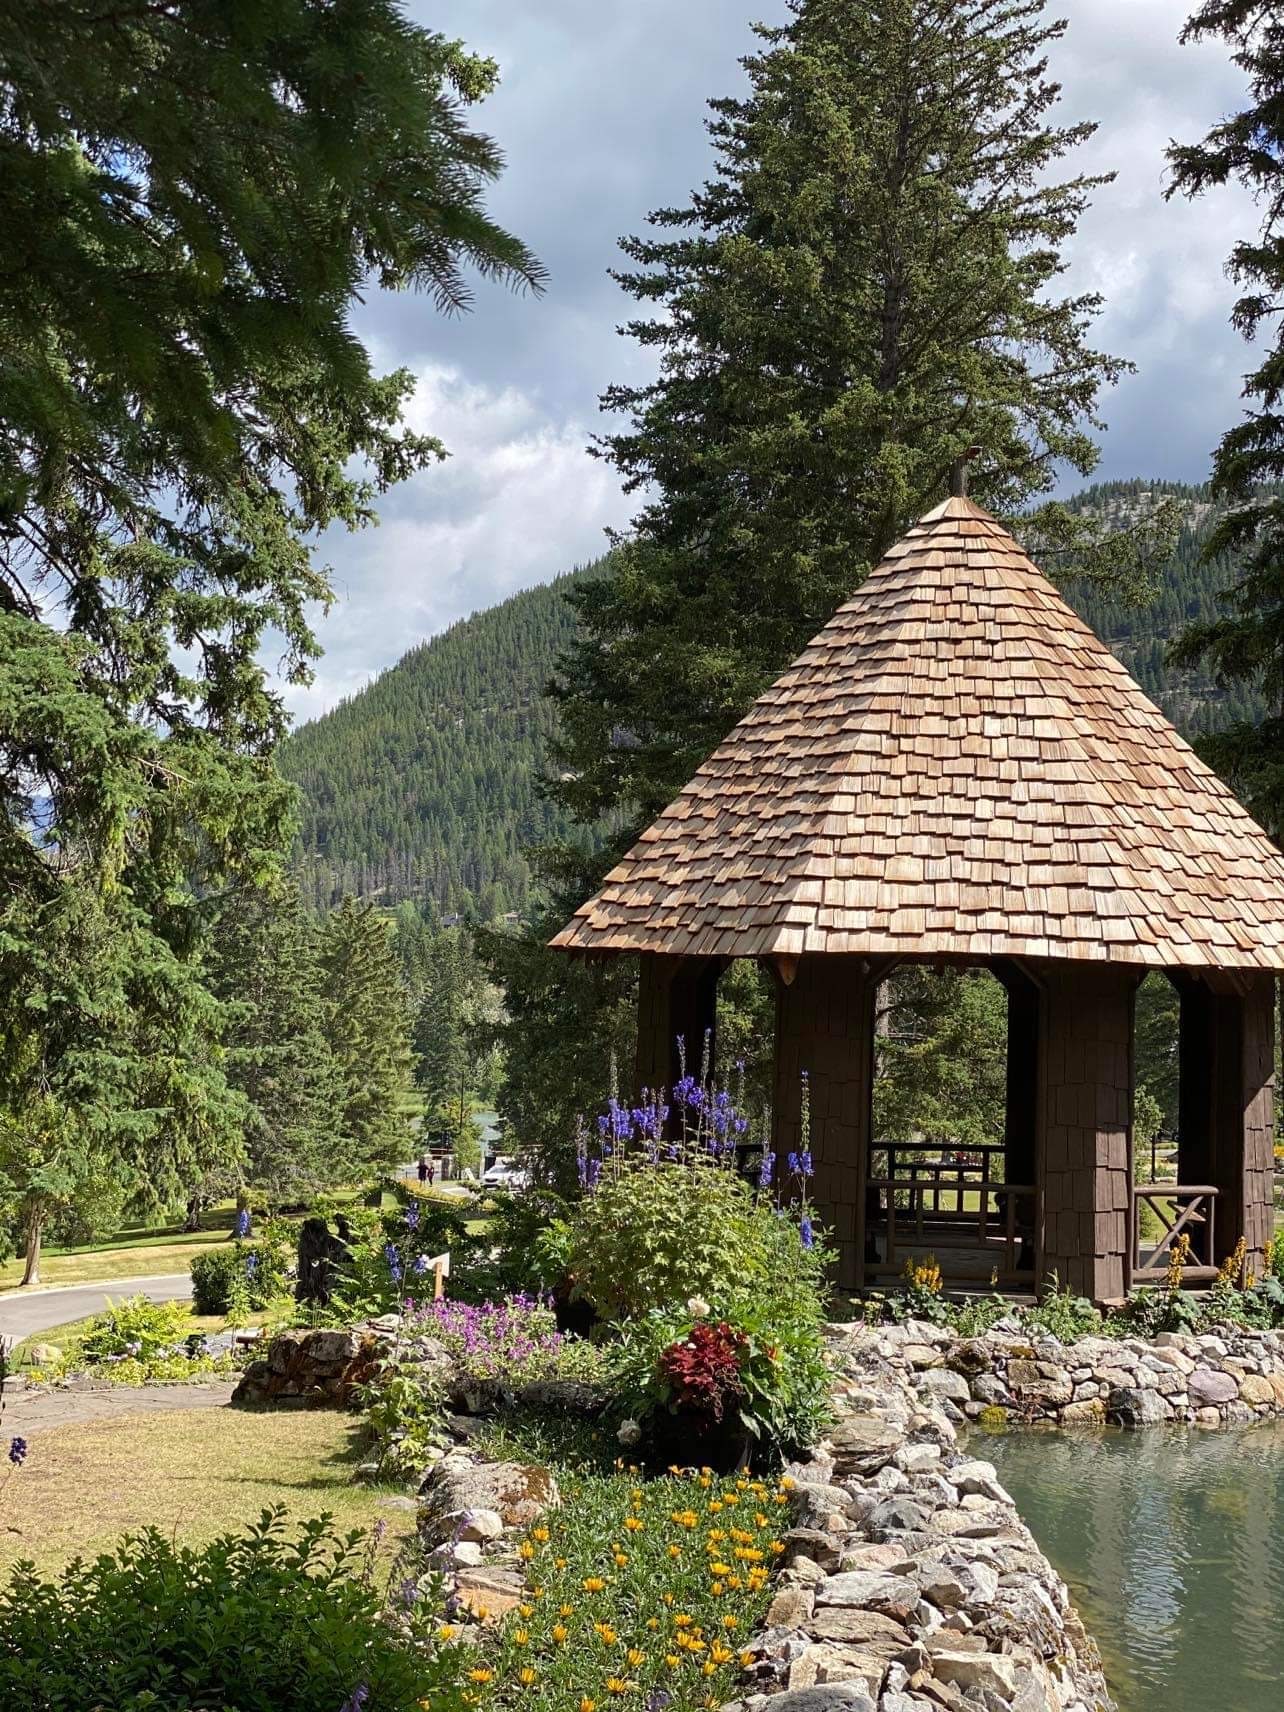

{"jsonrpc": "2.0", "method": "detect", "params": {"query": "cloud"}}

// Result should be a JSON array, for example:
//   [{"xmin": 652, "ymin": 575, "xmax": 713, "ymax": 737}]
[
  {"xmin": 285, "ymin": 0, "xmax": 1266, "ymax": 718},
  {"xmin": 286, "ymin": 364, "xmax": 631, "ymax": 723}
]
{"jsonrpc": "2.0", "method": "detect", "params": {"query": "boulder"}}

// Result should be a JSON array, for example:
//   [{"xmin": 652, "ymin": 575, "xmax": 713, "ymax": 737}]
[
  {"xmin": 932, "ymin": 1650, "xmax": 1018, "ymax": 1701},
  {"xmin": 452, "ymin": 1565, "xmax": 526, "ymax": 1620},
  {"xmin": 917, "ymin": 1369, "xmax": 970, "ymax": 1403},
  {"xmin": 783, "ymin": 1528, "xmax": 846, "ymax": 1572},
  {"xmin": 809, "ymin": 1607, "xmax": 912, "ymax": 1649},
  {"xmin": 1188, "ymin": 1367, "xmax": 1238, "ymax": 1408},
  {"xmin": 764, "ymin": 1684, "xmax": 879, "ymax": 1712},
  {"xmin": 419, "ymin": 1458, "xmax": 559, "ymax": 1545},
  {"xmin": 1106, "ymin": 1386, "xmax": 1167, "ymax": 1427}
]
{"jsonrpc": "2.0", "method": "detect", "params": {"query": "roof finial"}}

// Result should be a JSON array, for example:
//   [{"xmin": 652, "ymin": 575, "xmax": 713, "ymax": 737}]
[{"xmin": 950, "ymin": 445, "xmax": 982, "ymax": 498}]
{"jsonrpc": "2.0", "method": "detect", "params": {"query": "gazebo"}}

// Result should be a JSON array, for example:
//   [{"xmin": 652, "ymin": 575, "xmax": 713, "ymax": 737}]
[{"xmin": 551, "ymin": 495, "xmax": 1284, "ymax": 1302}]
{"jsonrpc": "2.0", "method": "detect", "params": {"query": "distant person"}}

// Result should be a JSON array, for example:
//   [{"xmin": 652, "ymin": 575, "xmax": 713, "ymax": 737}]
[
  {"xmin": 417, "ymin": 1156, "xmax": 428, "ymax": 1186},
  {"xmin": 426, "ymin": 1160, "xmax": 436, "ymax": 1188}
]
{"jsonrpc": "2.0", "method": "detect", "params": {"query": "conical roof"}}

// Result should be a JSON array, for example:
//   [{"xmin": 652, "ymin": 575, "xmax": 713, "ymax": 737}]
[{"xmin": 551, "ymin": 497, "xmax": 1284, "ymax": 971}]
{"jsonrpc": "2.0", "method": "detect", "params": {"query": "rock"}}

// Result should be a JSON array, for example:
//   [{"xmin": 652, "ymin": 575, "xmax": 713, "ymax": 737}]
[
  {"xmin": 917, "ymin": 1370, "xmax": 971, "ymax": 1403},
  {"xmin": 1059, "ymin": 1398, "xmax": 1105, "ymax": 1424},
  {"xmin": 970, "ymin": 1374, "xmax": 1009, "ymax": 1406},
  {"xmin": 789, "ymin": 1644, "xmax": 886, "ymax": 1696},
  {"xmin": 809, "ymin": 1607, "xmax": 912, "ymax": 1649},
  {"xmin": 450, "ymin": 1507, "xmax": 504, "ymax": 1542},
  {"xmin": 419, "ymin": 1459, "xmax": 559, "ymax": 1545},
  {"xmin": 1239, "ymin": 1373, "xmax": 1276, "ymax": 1406},
  {"xmin": 453, "ymin": 1565, "xmax": 526, "ymax": 1619},
  {"xmin": 868, "ymin": 1497, "xmax": 930, "ymax": 1535},
  {"xmin": 768, "ymin": 1585, "xmax": 817, "ymax": 1629},
  {"xmin": 945, "ymin": 1461, "xmax": 1012, "ymax": 1505},
  {"xmin": 839, "ymin": 1542, "xmax": 915, "ymax": 1573},
  {"xmin": 895, "ymin": 1442, "xmax": 942, "ymax": 1474},
  {"xmin": 1106, "ymin": 1386, "xmax": 1167, "ymax": 1427},
  {"xmin": 232, "ymin": 1327, "xmax": 379, "ymax": 1407},
  {"xmin": 816, "ymin": 1570, "xmax": 917, "ymax": 1609},
  {"xmin": 765, "ymin": 1684, "xmax": 878, "ymax": 1712},
  {"xmin": 903, "ymin": 1343, "xmax": 945, "ymax": 1369},
  {"xmin": 790, "ymin": 1483, "xmax": 856, "ymax": 1530},
  {"xmin": 430, "ymin": 1539, "xmax": 483, "ymax": 1568},
  {"xmin": 783, "ymin": 1528, "xmax": 845, "ymax": 1573},
  {"xmin": 827, "ymin": 1415, "xmax": 903, "ymax": 1475},
  {"xmin": 932, "ymin": 1650, "xmax": 1018, "ymax": 1701},
  {"xmin": 1189, "ymin": 1367, "xmax": 1238, "ymax": 1407}
]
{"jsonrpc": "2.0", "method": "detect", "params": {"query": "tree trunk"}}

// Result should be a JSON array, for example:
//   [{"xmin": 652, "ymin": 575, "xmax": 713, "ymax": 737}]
[
  {"xmin": 184, "ymin": 1194, "xmax": 204, "ymax": 1233},
  {"xmin": 21, "ymin": 1204, "xmax": 44, "ymax": 1287}
]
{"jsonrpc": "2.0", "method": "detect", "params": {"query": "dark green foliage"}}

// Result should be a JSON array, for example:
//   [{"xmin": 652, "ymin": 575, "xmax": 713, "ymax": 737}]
[
  {"xmin": 551, "ymin": 0, "xmax": 1129, "ymax": 842},
  {"xmin": 318, "ymin": 901, "xmax": 415, "ymax": 1176},
  {"xmin": 190, "ymin": 1237, "xmax": 290, "ymax": 1316},
  {"xmin": 873, "ymin": 968, "xmax": 1008, "ymax": 1151},
  {"xmin": 0, "ymin": 1509, "xmax": 465, "ymax": 1711},
  {"xmin": 410, "ymin": 922, "xmax": 502, "ymax": 1153},
  {"xmin": 281, "ymin": 570, "xmax": 603, "ymax": 913},
  {"xmin": 0, "ymin": 4, "xmax": 535, "ymax": 1271},
  {"xmin": 204, "ymin": 885, "xmax": 340, "ymax": 1205},
  {"xmin": 1165, "ymin": 3, "xmax": 1284, "ymax": 834}
]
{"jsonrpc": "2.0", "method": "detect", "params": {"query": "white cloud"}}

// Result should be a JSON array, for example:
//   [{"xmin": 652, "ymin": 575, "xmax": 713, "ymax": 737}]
[{"xmin": 284, "ymin": 364, "xmax": 631, "ymax": 723}]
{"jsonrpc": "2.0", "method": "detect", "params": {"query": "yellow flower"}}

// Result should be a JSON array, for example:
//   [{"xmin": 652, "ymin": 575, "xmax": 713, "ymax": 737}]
[
  {"xmin": 710, "ymin": 1562, "xmax": 732, "ymax": 1577},
  {"xmin": 768, "ymin": 1540, "xmax": 785, "ymax": 1555},
  {"xmin": 532, "ymin": 1526, "xmax": 550, "ymax": 1542},
  {"xmin": 605, "ymin": 1678, "xmax": 630, "ymax": 1696},
  {"xmin": 518, "ymin": 1542, "xmax": 535, "ymax": 1562},
  {"xmin": 673, "ymin": 1614, "xmax": 693, "ymax": 1628},
  {"xmin": 779, "ymin": 1476, "xmax": 795, "ymax": 1490},
  {"xmin": 722, "ymin": 1616, "xmax": 738, "ymax": 1630},
  {"xmin": 646, "ymin": 1617, "xmax": 660, "ymax": 1630},
  {"xmin": 583, "ymin": 1577, "xmax": 606, "ymax": 1594},
  {"xmin": 594, "ymin": 1622, "xmax": 618, "ymax": 1645},
  {"xmin": 665, "ymin": 1654, "xmax": 681, "ymax": 1670},
  {"xmin": 668, "ymin": 1544, "xmax": 680, "ymax": 1559},
  {"xmin": 707, "ymin": 1501, "xmax": 723, "ymax": 1514},
  {"xmin": 698, "ymin": 1475, "xmax": 711, "ymax": 1488},
  {"xmin": 514, "ymin": 1629, "xmax": 530, "ymax": 1646},
  {"xmin": 754, "ymin": 1513, "xmax": 770, "ymax": 1529},
  {"xmin": 661, "ymin": 1592, "xmax": 674, "ymax": 1606},
  {"xmin": 728, "ymin": 1576, "xmax": 743, "ymax": 1590},
  {"xmin": 711, "ymin": 1643, "xmax": 734, "ymax": 1664},
  {"xmin": 739, "ymin": 1651, "xmax": 755, "ymax": 1669},
  {"xmin": 701, "ymin": 1660, "xmax": 717, "ymax": 1678},
  {"xmin": 710, "ymin": 1581, "xmax": 724, "ymax": 1596},
  {"xmin": 438, "ymin": 1624, "xmax": 457, "ymax": 1641},
  {"xmin": 580, "ymin": 1699, "xmax": 597, "ymax": 1712},
  {"xmin": 519, "ymin": 1604, "xmax": 535, "ymax": 1618},
  {"xmin": 556, "ymin": 1557, "xmax": 569, "ymax": 1569},
  {"xmin": 627, "ymin": 1648, "xmax": 646, "ymax": 1667},
  {"xmin": 518, "ymin": 1667, "xmax": 537, "ymax": 1687},
  {"xmin": 735, "ymin": 1546, "xmax": 764, "ymax": 1563},
  {"xmin": 613, "ymin": 1553, "xmax": 629, "ymax": 1568},
  {"xmin": 467, "ymin": 1668, "xmax": 494, "ymax": 1685},
  {"xmin": 552, "ymin": 1625, "xmax": 569, "ymax": 1644},
  {"xmin": 560, "ymin": 1604, "xmax": 575, "ymax": 1618},
  {"xmin": 624, "ymin": 1516, "xmax": 644, "ymax": 1532}
]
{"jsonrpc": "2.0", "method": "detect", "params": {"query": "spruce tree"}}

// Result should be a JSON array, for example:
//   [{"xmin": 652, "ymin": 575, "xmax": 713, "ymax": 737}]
[
  {"xmin": 204, "ymin": 886, "xmax": 340, "ymax": 1208},
  {"xmin": 1166, "ymin": 2, "xmax": 1284, "ymax": 834},
  {"xmin": 318, "ymin": 900, "xmax": 414, "ymax": 1178},
  {"xmin": 552, "ymin": 0, "xmax": 1132, "ymax": 838}
]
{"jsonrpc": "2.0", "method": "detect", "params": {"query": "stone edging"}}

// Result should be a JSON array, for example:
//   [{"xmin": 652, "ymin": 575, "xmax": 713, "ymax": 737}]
[
  {"xmin": 868, "ymin": 1316, "xmax": 1284, "ymax": 1427},
  {"xmin": 721, "ymin": 1323, "xmax": 1111, "ymax": 1712}
]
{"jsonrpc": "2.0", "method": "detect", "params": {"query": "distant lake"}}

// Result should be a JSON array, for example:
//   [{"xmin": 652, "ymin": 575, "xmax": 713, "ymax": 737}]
[{"xmin": 982, "ymin": 1423, "xmax": 1284, "ymax": 1712}]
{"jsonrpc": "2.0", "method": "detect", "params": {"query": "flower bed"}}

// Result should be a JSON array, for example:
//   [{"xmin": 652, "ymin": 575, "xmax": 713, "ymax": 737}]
[{"xmin": 433, "ymin": 1460, "xmax": 789, "ymax": 1712}]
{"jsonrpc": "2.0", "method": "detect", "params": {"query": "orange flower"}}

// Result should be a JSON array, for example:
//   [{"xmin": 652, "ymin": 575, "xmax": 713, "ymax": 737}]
[
  {"xmin": 467, "ymin": 1668, "xmax": 494, "ymax": 1685},
  {"xmin": 583, "ymin": 1577, "xmax": 606, "ymax": 1594}
]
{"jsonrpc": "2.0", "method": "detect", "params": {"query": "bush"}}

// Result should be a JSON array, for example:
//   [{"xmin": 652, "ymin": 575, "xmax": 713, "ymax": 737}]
[
  {"xmin": 567, "ymin": 1161, "xmax": 820, "ymax": 1324},
  {"xmin": 80, "ymin": 1295, "xmax": 190, "ymax": 1363},
  {"xmin": 0, "ymin": 1509, "xmax": 467, "ymax": 1711},
  {"xmin": 190, "ymin": 1231, "xmax": 292, "ymax": 1316}
]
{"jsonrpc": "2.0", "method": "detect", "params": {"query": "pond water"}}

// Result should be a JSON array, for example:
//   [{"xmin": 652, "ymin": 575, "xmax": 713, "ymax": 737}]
[{"xmin": 982, "ymin": 1423, "xmax": 1284, "ymax": 1712}]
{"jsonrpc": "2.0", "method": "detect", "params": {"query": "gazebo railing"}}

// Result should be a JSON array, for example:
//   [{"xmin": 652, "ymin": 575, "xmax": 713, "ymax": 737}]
[
  {"xmin": 1132, "ymin": 1184, "xmax": 1219, "ymax": 1283},
  {"xmin": 865, "ymin": 1141, "xmax": 1037, "ymax": 1284}
]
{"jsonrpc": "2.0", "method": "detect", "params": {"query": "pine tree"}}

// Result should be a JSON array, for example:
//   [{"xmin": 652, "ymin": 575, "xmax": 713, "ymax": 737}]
[
  {"xmin": 204, "ymin": 886, "xmax": 340, "ymax": 1208},
  {"xmin": 1166, "ymin": 2, "xmax": 1284, "ymax": 834},
  {"xmin": 0, "ymin": 2, "xmax": 537, "ymax": 1230},
  {"xmin": 551, "ymin": 0, "xmax": 1130, "ymax": 838},
  {"xmin": 318, "ymin": 900, "xmax": 414, "ymax": 1177},
  {"xmin": 412, "ymin": 927, "xmax": 502, "ymax": 1158}
]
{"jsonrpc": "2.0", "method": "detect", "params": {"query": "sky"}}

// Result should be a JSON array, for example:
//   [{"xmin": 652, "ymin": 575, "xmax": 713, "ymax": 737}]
[{"xmin": 290, "ymin": 0, "xmax": 1258, "ymax": 722}]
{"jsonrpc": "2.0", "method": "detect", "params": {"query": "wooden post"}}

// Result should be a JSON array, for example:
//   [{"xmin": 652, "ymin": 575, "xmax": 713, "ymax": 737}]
[
  {"xmin": 1177, "ymin": 970, "xmax": 1275, "ymax": 1272},
  {"xmin": 1036, "ymin": 961, "xmax": 1139, "ymax": 1302},
  {"xmin": 634, "ymin": 953, "xmax": 724, "ymax": 1098},
  {"xmin": 772, "ymin": 955, "xmax": 878, "ymax": 1291}
]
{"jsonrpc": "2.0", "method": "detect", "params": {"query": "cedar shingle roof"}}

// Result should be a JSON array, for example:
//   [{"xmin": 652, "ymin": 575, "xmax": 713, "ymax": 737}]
[{"xmin": 551, "ymin": 496, "xmax": 1284, "ymax": 971}]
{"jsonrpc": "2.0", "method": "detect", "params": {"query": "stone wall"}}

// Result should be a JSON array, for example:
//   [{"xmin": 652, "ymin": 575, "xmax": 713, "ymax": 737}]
[
  {"xmin": 865, "ymin": 1317, "xmax": 1284, "ymax": 1429},
  {"xmin": 726, "ymin": 1324, "xmax": 1112, "ymax": 1712},
  {"xmin": 231, "ymin": 1326, "xmax": 386, "ymax": 1406}
]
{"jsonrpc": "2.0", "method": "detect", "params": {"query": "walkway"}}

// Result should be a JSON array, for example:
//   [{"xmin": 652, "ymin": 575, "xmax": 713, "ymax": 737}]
[{"xmin": 0, "ymin": 1272, "xmax": 193, "ymax": 1345}]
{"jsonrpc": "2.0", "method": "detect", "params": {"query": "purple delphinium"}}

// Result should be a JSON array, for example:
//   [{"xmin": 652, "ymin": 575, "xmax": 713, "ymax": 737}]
[
  {"xmin": 339, "ymin": 1685, "xmax": 369, "ymax": 1712},
  {"xmin": 8, "ymin": 1437, "xmax": 27, "ymax": 1467},
  {"xmin": 384, "ymin": 1243, "xmax": 403, "ymax": 1285},
  {"xmin": 800, "ymin": 1214, "xmax": 815, "ymax": 1250},
  {"xmin": 404, "ymin": 1203, "xmax": 420, "ymax": 1232},
  {"xmin": 758, "ymin": 1149, "xmax": 775, "ymax": 1190},
  {"xmin": 234, "ymin": 1208, "xmax": 251, "ymax": 1239}
]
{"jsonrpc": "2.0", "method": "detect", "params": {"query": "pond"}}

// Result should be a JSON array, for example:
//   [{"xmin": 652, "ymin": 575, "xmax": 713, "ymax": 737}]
[{"xmin": 982, "ymin": 1422, "xmax": 1284, "ymax": 1712}]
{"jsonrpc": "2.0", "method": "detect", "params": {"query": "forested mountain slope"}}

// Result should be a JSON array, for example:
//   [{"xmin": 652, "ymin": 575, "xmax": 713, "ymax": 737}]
[
  {"xmin": 282, "ymin": 480, "xmax": 1258, "ymax": 914},
  {"xmin": 280, "ymin": 566, "xmax": 600, "ymax": 914}
]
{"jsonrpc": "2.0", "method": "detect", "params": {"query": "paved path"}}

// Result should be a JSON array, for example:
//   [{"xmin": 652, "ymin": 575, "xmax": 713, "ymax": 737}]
[
  {"xmin": 4, "ymin": 1376, "xmax": 237, "ymax": 1435},
  {"xmin": 0, "ymin": 1272, "xmax": 193, "ymax": 1345}
]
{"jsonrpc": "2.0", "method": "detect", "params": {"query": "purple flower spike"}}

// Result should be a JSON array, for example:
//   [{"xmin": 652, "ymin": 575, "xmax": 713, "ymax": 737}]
[
  {"xmin": 758, "ymin": 1150, "xmax": 775, "ymax": 1189},
  {"xmin": 8, "ymin": 1437, "xmax": 27, "ymax": 1467}
]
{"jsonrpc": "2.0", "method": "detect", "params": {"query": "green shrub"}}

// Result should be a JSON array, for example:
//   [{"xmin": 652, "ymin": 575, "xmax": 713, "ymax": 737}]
[
  {"xmin": 80, "ymin": 1295, "xmax": 190, "ymax": 1362},
  {"xmin": 355, "ymin": 1362, "xmax": 449, "ymax": 1484},
  {"xmin": 1023, "ymin": 1277, "xmax": 1101, "ymax": 1341},
  {"xmin": 567, "ymin": 1161, "xmax": 818, "ymax": 1323},
  {"xmin": 0, "ymin": 1509, "xmax": 467, "ymax": 1711},
  {"xmin": 190, "ymin": 1234, "xmax": 292, "ymax": 1316}
]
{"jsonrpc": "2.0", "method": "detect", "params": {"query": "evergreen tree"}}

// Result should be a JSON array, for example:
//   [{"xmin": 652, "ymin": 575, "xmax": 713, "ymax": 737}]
[
  {"xmin": 318, "ymin": 900, "xmax": 414, "ymax": 1176},
  {"xmin": 873, "ymin": 969, "xmax": 1009, "ymax": 1152},
  {"xmin": 1166, "ymin": 2, "xmax": 1284, "ymax": 834},
  {"xmin": 0, "ymin": 2, "xmax": 537, "ymax": 1240},
  {"xmin": 412, "ymin": 926, "xmax": 502, "ymax": 1155},
  {"xmin": 552, "ymin": 0, "xmax": 1131, "ymax": 840},
  {"xmin": 204, "ymin": 886, "xmax": 340, "ymax": 1208}
]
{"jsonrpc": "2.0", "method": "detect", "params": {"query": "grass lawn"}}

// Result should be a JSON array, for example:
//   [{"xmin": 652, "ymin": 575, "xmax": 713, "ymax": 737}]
[
  {"xmin": 0, "ymin": 1406, "xmax": 411, "ymax": 1575},
  {"xmin": 0, "ymin": 1229, "xmax": 232, "ymax": 1294}
]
